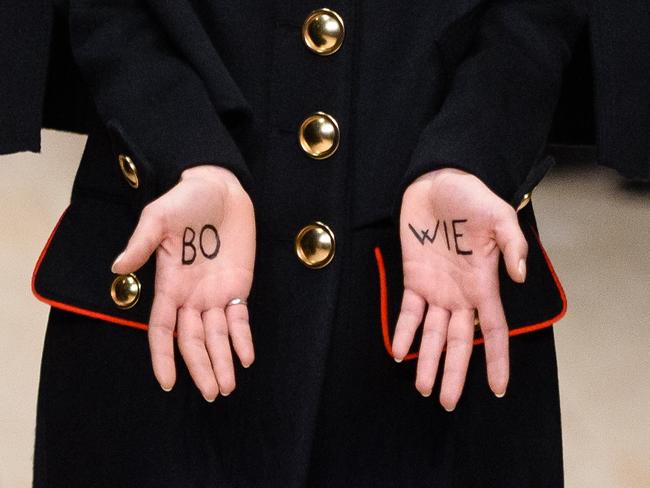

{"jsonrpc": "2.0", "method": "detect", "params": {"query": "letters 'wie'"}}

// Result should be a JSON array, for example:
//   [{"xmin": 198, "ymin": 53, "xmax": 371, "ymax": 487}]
[{"xmin": 408, "ymin": 219, "xmax": 473, "ymax": 255}]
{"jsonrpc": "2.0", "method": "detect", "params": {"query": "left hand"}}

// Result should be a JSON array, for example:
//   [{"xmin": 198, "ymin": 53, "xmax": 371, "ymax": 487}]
[{"xmin": 394, "ymin": 168, "xmax": 528, "ymax": 411}]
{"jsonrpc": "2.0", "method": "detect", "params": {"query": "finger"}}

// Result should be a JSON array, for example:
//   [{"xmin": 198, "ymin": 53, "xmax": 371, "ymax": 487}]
[
  {"xmin": 392, "ymin": 288, "xmax": 426, "ymax": 361},
  {"xmin": 225, "ymin": 303, "xmax": 255, "ymax": 368},
  {"xmin": 415, "ymin": 305, "xmax": 450, "ymax": 397},
  {"xmin": 477, "ymin": 294, "xmax": 510, "ymax": 397},
  {"xmin": 111, "ymin": 205, "xmax": 164, "ymax": 274},
  {"xmin": 176, "ymin": 307, "xmax": 219, "ymax": 402},
  {"xmin": 494, "ymin": 211, "xmax": 528, "ymax": 283},
  {"xmin": 203, "ymin": 308, "xmax": 236, "ymax": 396},
  {"xmin": 148, "ymin": 291, "xmax": 178, "ymax": 391},
  {"xmin": 439, "ymin": 309, "xmax": 474, "ymax": 411}
]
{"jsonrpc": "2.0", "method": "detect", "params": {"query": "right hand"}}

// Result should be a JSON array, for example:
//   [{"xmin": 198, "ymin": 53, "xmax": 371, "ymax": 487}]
[{"xmin": 111, "ymin": 165, "xmax": 256, "ymax": 402}]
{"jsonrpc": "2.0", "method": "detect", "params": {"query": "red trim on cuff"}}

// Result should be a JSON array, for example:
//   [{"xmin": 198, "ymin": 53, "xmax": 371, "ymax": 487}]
[
  {"xmin": 374, "ymin": 222, "xmax": 568, "ymax": 361},
  {"xmin": 30, "ymin": 204, "xmax": 150, "ymax": 333}
]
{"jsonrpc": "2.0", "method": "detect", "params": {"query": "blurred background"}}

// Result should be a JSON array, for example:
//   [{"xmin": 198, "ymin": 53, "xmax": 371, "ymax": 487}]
[{"xmin": 1, "ymin": 128, "xmax": 648, "ymax": 487}]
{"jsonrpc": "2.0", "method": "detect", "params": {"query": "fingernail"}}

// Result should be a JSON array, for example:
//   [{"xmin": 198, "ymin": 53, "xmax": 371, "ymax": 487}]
[
  {"xmin": 220, "ymin": 390, "xmax": 230, "ymax": 397},
  {"xmin": 495, "ymin": 390, "xmax": 506, "ymax": 398},
  {"xmin": 420, "ymin": 389, "xmax": 432, "ymax": 398},
  {"xmin": 242, "ymin": 362, "xmax": 251, "ymax": 369},
  {"xmin": 111, "ymin": 251, "xmax": 125, "ymax": 273},
  {"xmin": 203, "ymin": 393, "xmax": 217, "ymax": 403},
  {"xmin": 518, "ymin": 259, "xmax": 526, "ymax": 282},
  {"xmin": 443, "ymin": 404, "xmax": 455, "ymax": 412},
  {"xmin": 394, "ymin": 357, "xmax": 403, "ymax": 363},
  {"xmin": 160, "ymin": 383, "xmax": 172, "ymax": 392}
]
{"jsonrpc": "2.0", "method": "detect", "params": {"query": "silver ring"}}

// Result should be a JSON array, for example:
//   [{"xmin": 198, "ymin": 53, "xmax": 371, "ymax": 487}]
[{"xmin": 226, "ymin": 298, "xmax": 248, "ymax": 307}]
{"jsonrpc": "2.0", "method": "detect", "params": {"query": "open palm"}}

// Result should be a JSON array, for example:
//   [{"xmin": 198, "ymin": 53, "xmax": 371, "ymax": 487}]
[
  {"xmin": 394, "ymin": 168, "xmax": 528, "ymax": 411},
  {"xmin": 111, "ymin": 165, "xmax": 255, "ymax": 402}
]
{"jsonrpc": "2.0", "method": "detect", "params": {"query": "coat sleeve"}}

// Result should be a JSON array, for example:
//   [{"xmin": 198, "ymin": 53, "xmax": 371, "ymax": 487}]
[
  {"xmin": 0, "ymin": 1, "xmax": 52, "ymax": 155},
  {"xmin": 67, "ymin": 0, "xmax": 253, "ymax": 195},
  {"xmin": 396, "ymin": 0, "xmax": 586, "ymax": 212},
  {"xmin": 590, "ymin": 0, "xmax": 650, "ymax": 181}
]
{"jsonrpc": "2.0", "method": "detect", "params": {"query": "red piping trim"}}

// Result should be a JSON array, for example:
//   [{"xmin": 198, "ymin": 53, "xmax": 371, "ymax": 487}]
[
  {"xmin": 374, "ymin": 244, "xmax": 419, "ymax": 361},
  {"xmin": 31, "ymin": 205, "xmax": 151, "ymax": 332},
  {"xmin": 33, "ymin": 208, "xmax": 567, "ymax": 348},
  {"xmin": 374, "ymin": 223, "xmax": 568, "ymax": 360}
]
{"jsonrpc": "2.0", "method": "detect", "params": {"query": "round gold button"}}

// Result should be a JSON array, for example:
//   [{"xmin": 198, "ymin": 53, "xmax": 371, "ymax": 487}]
[
  {"xmin": 302, "ymin": 8, "xmax": 345, "ymax": 55},
  {"xmin": 110, "ymin": 273, "xmax": 141, "ymax": 309},
  {"xmin": 118, "ymin": 154, "xmax": 139, "ymax": 189},
  {"xmin": 295, "ymin": 222, "xmax": 335, "ymax": 269},
  {"xmin": 298, "ymin": 112, "xmax": 340, "ymax": 159},
  {"xmin": 516, "ymin": 191, "xmax": 533, "ymax": 212}
]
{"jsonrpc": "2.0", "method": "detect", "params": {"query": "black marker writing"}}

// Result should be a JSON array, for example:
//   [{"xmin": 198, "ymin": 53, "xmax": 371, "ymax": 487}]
[
  {"xmin": 408, "ymin": 220, "xmax": 473, "ymax": 255},
  {"xmin": 182, "ymin": 224, "xmax": 221, "ymax": 265},
  {"xmin": 451, "ymin": 219, "xmax": 472, "ymax": 255},
  {"xmin": 408, "ymin": 221, "xmax": 440, "ymax": 245},
  {"xmin": 199, "ymin": 224, "xmax": 220, "ymax": 259},
  {"xmin": 442, "ymin": 221, "xmax": 450, "ymax": 251},
  {"xmin": 182, "ymin": 227, "xmax": 196, "ymax": 264}
]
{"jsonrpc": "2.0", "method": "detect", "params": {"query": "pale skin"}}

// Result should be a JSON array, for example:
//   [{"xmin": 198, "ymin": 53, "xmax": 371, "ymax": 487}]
[
  {"xmin": 111, "ymin": 165, "xmax": 255, "ymax": 402},
  {"xmin": 111, "ymin": 165, "xmax": 526, "ymax": 409},
  {"xmin": 394, "ymin": 168, "xmax": 528, "ymax": 411}
]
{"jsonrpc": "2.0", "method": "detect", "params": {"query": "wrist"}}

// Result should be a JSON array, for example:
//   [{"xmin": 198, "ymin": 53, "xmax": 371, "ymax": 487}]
[
  {"xmin": 412, "ymin": 167, "xmax": 469, "ymax": 186},
  {"xmin": 180, "ymin": 164, "xmax": 241, "ymax": 187}
]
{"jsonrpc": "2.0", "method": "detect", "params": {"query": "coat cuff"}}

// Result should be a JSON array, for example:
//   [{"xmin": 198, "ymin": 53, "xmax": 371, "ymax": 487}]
[
  {"xmin": 68, "ymin": 0, "xmax": 253, "ymax": 199},
  {"xmin": 101, "ymin": 86, "xmax": 254, "ymax": 199},
  {"xmin": 391, "ymin": 0, "xmax": 583, "ymax": 224}
]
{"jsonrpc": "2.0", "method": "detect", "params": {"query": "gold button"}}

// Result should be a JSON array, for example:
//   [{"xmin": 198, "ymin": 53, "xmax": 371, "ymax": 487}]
[
  {"xmin": 118, "ymin": 154, "xmax": 139, "ymax": 189},
  {"xmin": 298, "ymin": 112, "xmax": 340, "ymax": 159},
  {"xmin": 302, "ymin": 8, "xmax": 345, "ymax": 55},
  {"xmin": 110, "ymin": 273, "xmax": 141, "ymax": 309},
  {"xmin": 516, "ymin": 191, "xmax": 532, "ymax": 212},
  {"xmin": 295, "ymin": 222, "xmax": 335, "ymax": 268}
]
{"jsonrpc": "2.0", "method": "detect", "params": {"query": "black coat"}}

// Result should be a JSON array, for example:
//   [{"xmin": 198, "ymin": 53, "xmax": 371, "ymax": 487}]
[
  {"xmin": 2, "ymin": 1, "xmax": 645, "ymax": 486},
  {"xmin": 4, "ymin": 1, "xmax": 649, "ymax": 180},
  {"xmin": 588, "ymin": 0, "xmax": 650, "ymax": 179}
]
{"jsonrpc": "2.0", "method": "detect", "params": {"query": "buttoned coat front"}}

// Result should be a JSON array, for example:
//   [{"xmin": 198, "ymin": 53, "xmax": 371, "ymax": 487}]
[{"xmin": 4, "ymin": 0, "xmax": 646, "ymax": 487}]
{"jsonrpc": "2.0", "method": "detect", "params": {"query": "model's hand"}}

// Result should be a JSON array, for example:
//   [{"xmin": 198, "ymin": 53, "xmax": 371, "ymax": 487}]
[
  {"xmin": 395, "ymin": 168, "xmax": 527, "ymax": 411},
  {"xmin": 111, "ymin": 165, "xmax": 255, "ymax": 402}
]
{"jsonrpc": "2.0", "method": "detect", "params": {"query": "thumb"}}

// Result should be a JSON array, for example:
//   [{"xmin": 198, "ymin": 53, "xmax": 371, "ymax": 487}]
[
  {"xmin": 111, "ymin": 206, "xmax": 164, "ymax": 274},
  {"xmin": 494, "ymin": 212, "xmax": 528, "ymax": 284}
]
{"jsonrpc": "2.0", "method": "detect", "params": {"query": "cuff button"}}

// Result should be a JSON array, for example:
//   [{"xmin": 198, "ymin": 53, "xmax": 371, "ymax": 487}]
[
  {"xmin": 110, "ymin": 273, "xmax": 141, "ymax": 309},
  {"xmin": 516, "ymin": 191, "xmax": 532, "ymax": 212},
  {"xmin": 118, "ymin": 154, "xmax": 140, "ymax": 189}
]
